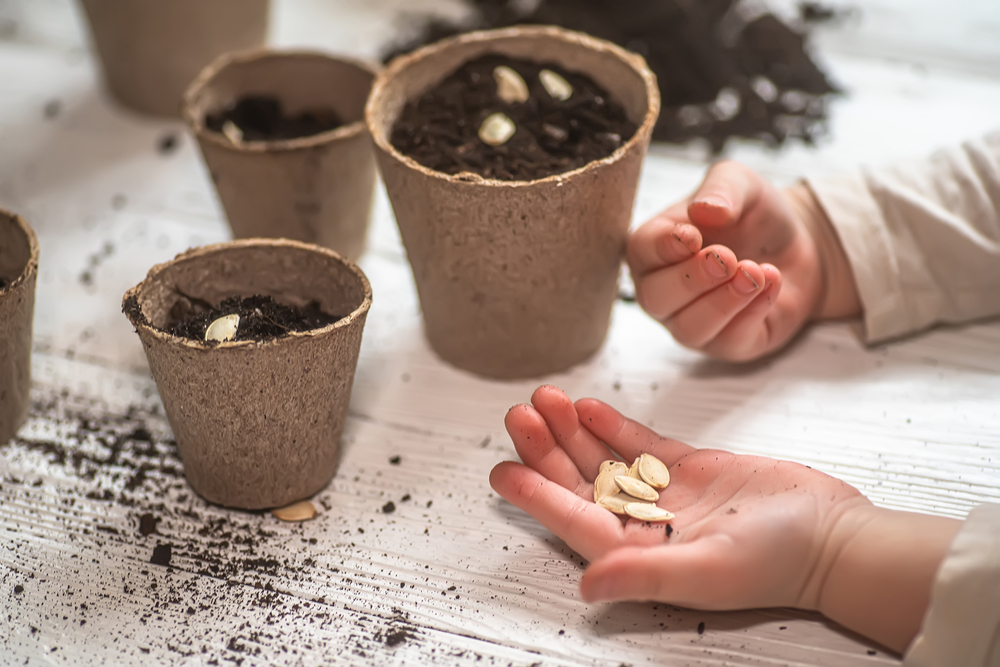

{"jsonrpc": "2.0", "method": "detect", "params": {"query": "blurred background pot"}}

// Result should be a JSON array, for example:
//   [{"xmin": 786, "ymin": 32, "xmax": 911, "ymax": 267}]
[
  {"xmin": 78, "ymin": 0, "xmax": 270, "ymax": 116},
  {"xmin": 366, "ymin": 26, "xmax": 659, "ymax": 379},
  {"xmin": 122, "ymin": 239, "xmax": 371, "ymax": 509},
  {"xmin": 0, "ymin": 209, "xmax": 39, "ymax": 444},
  {"xmin": 183, "ymin": 50, "xmax": 378, "ymax": 262}
]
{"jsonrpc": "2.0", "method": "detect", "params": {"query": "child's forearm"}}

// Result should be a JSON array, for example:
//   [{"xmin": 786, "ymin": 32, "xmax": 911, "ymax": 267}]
[
  {"xmin": 815, "ymin": 505, "xmax": 961, "ymax": 653},
  {"xmin": 784, "ymin": 183, "xmax": 862, "ymax": 321}
]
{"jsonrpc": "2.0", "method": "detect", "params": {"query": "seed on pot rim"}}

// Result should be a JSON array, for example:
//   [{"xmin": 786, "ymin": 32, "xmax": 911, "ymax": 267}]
[
  {"xmin": 614, "ymin": 475, "xmax": 659, "ymax": 502},
  {"xmin": 478, "ymin": 112, "xmax": 517, "ymax": 146},
  {"xmin": 624, "ymin": 502, "xmax": 674, "ymax": 522},
  {"xmin": 272, "ymin": 500, "xmax": 318, "ymax": 522},
  {"xmin": 539, "ymin": 69, "xmax": 573, "ymax": 101},
  {"xmin": 205, "ymin": 313, "xmax": 240, "ymax": 342},
  {"xmin": 493, "ymin": 66, "xmax": 530, "ymax": 104},
  {"xmin": 637, "ymin": 453, "xmax": 670, "ymax": 489},
  {"xmin": 222, "ymin": 120, "xmax": 243, "ymax": 144}
]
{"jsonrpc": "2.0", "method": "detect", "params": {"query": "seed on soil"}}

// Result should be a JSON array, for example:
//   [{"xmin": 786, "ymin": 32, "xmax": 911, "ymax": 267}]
[
  {"xmin": 204, "ymin": 314, "xmax": 240, "ymax": 342},
  {"xmin": 637, "ymin": 452, "xmax": 670, "ymax": 489},
  {"xmin": 221, "ymin": 120, "xmax": 243, "ymax": 145},
  {"xmin": 624, "ymin": 502, "xmax": 674, "ymax": 522},
  {"xmin": 478, "ymin": 112, "xmax": 516, "ymax": 146},
  {"xmin": 272, "ymin": 500, "xmax": 318, "ymax": 522},
  {"xmin": 493, "ymin": 66, "xmax": 529, "ymax": 104},
  {"xmin": 542, "ymin": 123, "xmax": 568, "ymax": 142},
  {"xmin": 539, "ymin": 69, "xmax": 573, "ymax": 101},
  {"xmin": 614, "ymin": 475, "xmax": 659, "ymax": 502}
]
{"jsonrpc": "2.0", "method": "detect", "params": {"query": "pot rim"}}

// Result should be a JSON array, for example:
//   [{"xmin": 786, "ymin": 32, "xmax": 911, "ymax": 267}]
[
  {"xmin": 182, "ymin": 48, "xmax": 380, "ymax": 154},
  {"xmin": 122, "ymin": 237, "xmax": 373, "ymax": 350},
  {"xmin": 0, "ymin": 207, "xmax": 40, "ymax": 293},
  {"xmin": 366, "ymin": 25, "xmax": 660, "ymax": 188}
]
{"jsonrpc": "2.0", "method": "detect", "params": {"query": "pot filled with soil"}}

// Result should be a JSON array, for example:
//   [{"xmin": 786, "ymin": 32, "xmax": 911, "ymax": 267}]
[
  {"xmin": 122, "ymin": 238, "xmax": 372, "ymax": 509},
  {"xmin": 0, "ymin": 210, "xmax": 39, "ymax": 444},
  {"xmin": 78, "ymin": 0, "xmax": 270, "ymax": 117},
  {"xmin": 183, "ymin": 50, "xmax": 378, "ymax": 262},
  {"xmin": 367, "ymin": 26, "xmax": 659, "ymax": 379}
]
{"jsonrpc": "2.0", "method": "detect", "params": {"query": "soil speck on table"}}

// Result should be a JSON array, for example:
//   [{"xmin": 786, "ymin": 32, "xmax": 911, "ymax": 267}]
[
  {"xmin": 382, "ymin": 501, "xmax": 396, "ymax": 514},
  {"xmin": 157, "ymin": 133, "xmax": 179, "ymax": 155},
  {"xmin": 150, "ymin": 543, "xmax": 172, "ymax": 566}
]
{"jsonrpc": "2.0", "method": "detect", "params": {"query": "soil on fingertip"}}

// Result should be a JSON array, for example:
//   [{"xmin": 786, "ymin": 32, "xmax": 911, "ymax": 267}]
[{"xmin": 391, "ymin": 55, "xmax": 637, "ymax": 181}]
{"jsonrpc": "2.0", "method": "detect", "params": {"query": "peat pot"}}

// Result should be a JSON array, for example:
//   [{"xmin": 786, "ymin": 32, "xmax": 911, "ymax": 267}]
[
  {"xmin": 79, "ymin": 0, "xmax": 270, "ymax": 117},
  {"xmin": 122, "ymin": 239, "xmax": 371, "ymax": 509},
  {"xmin": 0, "ymin": 210, "xmax": 39, "ymax": 444},
  {"xmin": 366, "ymin": 26, "xmax": 659, "ymax": 379},
  {"xmin": 183, "ymin": 50, "xmax": 378, "ymax": 261}
]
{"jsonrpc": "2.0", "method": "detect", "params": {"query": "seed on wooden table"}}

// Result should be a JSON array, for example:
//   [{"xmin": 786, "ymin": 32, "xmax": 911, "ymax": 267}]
[
  {"xmin": 637, "ymin": 453, "xmax": 670, "ymax": 489},
  {"xmin": 624, "ymin": 502, "xmax": 674, "ymax": 522},
  {"xmin": 478, "ymin": 112, "xmax": 516, "ymax": 146},
  {"xmin": 596, "ymin": 492, "xmax": 631, "ymax": 514},
  {"xmin": 272, "ymin": 500, "xmax": 317, "ymax": 522},
  {"xmin": 493, "ymin": 66, "xmax": 529, "ymax": 104},
  {"xmin": 205, "ymin": 313, "xmax": 239, "ymax": 342},
  {"xmin": 222, "ymin": 120, "xmax": 243, "ymax": 144},
  {"xmin": 615, "ymin": 475, "xmax": 658, "ymax": 502},
  {"xmin": 539, "ymin": 69, "xmax": 573, "ymax": 101}
]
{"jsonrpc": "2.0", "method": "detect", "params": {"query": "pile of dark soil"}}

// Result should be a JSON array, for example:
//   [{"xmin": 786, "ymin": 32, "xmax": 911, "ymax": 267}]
[
  {"xmin": 164, "ymin": 294, "xmax": 344, "ymax": 342},
  {"xmin": 205, "ymin": 95, "xmax": 343, "ymax": 141},
  {"xmin": 391, "ymin": 55, "xmax": 636, "ymax": 180},
  {"xmin": 382, "ymin": 0, "xmax": 841, "ymax": 152}
]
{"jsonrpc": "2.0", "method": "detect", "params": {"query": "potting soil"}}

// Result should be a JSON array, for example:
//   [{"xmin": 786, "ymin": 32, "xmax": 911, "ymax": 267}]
[
  {"xmin": 164, "ymin": 294, "xmax": 345, "ymax": 342},
  {"xmin": 205, "ymin": 95, "xmax": 343, "ymax": 142},
  {"xmin": 391, "ymin": 55, "xmax": 637, "ymax": 180}
]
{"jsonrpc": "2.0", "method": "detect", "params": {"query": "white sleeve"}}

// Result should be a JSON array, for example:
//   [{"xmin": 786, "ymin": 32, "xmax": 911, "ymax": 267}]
[
  {"xmin": 807, "ymin": 132, "xmax": 1000, "ymax": 343},
  {"xmin": 903, "ymin": 504, "xmax": 1000, "ymax": 667}
]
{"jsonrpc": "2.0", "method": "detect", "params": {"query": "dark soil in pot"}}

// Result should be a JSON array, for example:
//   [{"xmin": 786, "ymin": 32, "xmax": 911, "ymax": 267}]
[{"xmin": 205, "ymin": 95, "xmax": 344, "ymax": 142}]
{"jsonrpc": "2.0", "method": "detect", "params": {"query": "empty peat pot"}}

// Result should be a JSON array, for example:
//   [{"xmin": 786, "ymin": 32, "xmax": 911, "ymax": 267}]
[
  {"xmin": 0, "ymin": 209, "xmax": 39, "ymax": 444},
  {"xmin": 183, "ymin": 50, "xmax": 378, "ymax": 262},
  {"xmin": 366, "ymin": 26, "xmax": 659, "ymax": 379},
  {"xmin": 78, "ymin": 0, "xmax": 270, "ymax": 117},
  {"xmin": 122, "ymin": 239, "xmax": 372, "ymax": 509}
]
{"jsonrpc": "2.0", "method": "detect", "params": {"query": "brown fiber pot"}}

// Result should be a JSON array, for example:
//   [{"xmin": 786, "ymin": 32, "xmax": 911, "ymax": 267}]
[
  {"xmin": 122, "ymin": 239, "xmax": 371, "ymax": 509},
  {"xmin": 79, "ymin": 0, "xmax": 270, "ymax": 117},
  {"xmin": 367, "ymin": 26, "xmax": 659, "ymax": 379},
  {"xmin": 0, "ymin": 210, "xmax": 39, "ymax": 444},
  {"xmin": 183, "ymin": 50, "xmax": 378, "ymax": 262}
]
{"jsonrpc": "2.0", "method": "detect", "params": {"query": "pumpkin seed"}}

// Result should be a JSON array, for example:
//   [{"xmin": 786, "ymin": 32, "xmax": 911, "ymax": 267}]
[
  {"xmin": 596, "ymin": 492, "xmax": 631, "ymax": 514},
  {"xmin": 493, "ymin": 65, "xmax": 530, "ymax": 104},
  {"xmin": 599, "ymin": 460, "xmax": 628, "ymax": 476},
  {"xmin": 637, "ymin": 453, "xmax": 670, "ymax": 489},
  {"xmin": 539, "ymin": 69, "xmax": 573, "ymax": 101},
  {"xmin": 624, "ymin": 502, "xmax": 674, "ymax": 522},
  {"xmin": 272, "ymin": 500, "xmax": 317, "ymax": 522},
  {"xmin": 627, "ymin": 458, "xmax": 643, "ymax": 480},
  {"xmin": 222, "ymin": 120, "xmax": 243, "ymax": 144},
  {"xmin": 614, "ymin": 475, "xmax": 659, "ymax": 502},
  {"xmin": 478, "ymin": 112, "xmax": 516, "ymax": 146},
  {"xmin": 593, "ymin": 469, "xmax": 620, "ymax": 502},
  {"xmin": 205, "ymin": 313, "xmax": 239, "ymax": 342}
]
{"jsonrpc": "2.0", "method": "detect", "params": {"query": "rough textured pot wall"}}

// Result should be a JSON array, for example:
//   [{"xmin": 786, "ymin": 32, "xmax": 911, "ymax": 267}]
[
  {"xmin": 79, "ymin": 0, "xmax": 270, "ymax": 117},
  {"xmin": 0, "ymin": 210, "xmax": 39, "ymax": 444},
  {"xmin": 183, "ymin": 51, "xmax": 378, "ymax": 262},
  {"xmin": 367, "ymin": 27, "xmax": 659, "ymax": 379},
  {"xmin": 123, "ymin": 239, "xmax": 371, "ymax": 509}
]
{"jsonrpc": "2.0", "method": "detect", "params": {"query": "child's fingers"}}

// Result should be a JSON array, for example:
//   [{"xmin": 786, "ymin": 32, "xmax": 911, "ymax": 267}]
[
  {"xmin": 686, "ymin": 160, "xmax": 764, "ymax": 230},
  {"xmin": 703, "ymin": 265, "xmax": 786, "ymax": 362},
  {"xmin": 580, "ymin": 536, "xmax": 734, "ymax": 608},
  {"xmin": 574, "ymin": 398, "xmax": 695, "ymax": 466},
  {"xmin": 626, "ymin": 206, "xmax": 704, "ymax": 278},
  {"xmin": 530, "ymin": 385, "xmax": 618, "ymax": 482},
  {"xmin": 489, "ymin": 461, "xmax": 627, "ymax": 562},
  {"xmin": 662, "ymin": 260, "xmax": 767, "ymax": 350},
  {"xmin": 504, "ymin": 403, "xmax": 589, "ymax": 494},
  {"xmin": 634, "ymin": 245, "xmax": 739, "ymax": 321}
]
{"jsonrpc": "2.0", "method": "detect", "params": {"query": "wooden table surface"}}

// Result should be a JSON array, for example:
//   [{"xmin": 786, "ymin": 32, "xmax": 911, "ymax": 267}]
[{"xmin": 2, "ymin": 1, "xmax": 999, "ymax": 665}]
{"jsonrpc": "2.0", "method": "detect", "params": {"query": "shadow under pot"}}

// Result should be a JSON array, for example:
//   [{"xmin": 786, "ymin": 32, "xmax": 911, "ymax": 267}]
[
  {"xmin": 183, "ymin": 50, "xmax": 379, "ymax": 262},
  {"xmin": 366, "ymin": 26, "xmax": 659, "ymax": 379},
  {"xmin": 78, "ymin": 0, "xmax": 270, "ymax": 117},
  {"xmin": 122, "ymin": 239, "xmax": 372, "ymax": 510},
  {"xmin": 0, "ymin": 210, "xmax": 39, "ymax": 444}
]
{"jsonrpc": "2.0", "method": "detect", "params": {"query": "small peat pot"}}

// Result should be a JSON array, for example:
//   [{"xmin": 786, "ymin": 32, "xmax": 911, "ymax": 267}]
[
  {"xmin": 183, "ymin": 50, "xmax": 378, "ymax": 262},
  {"xmin": 366, "ymin": 26, "xmax": 659, "ymax": 379},
  {"xmin": 122, "ymin": 239, "xmax": 371, "ymax": 509},
  {"xmin": 0, "ymin": 210, "xmax": 39, "ymax": 444},
  {"xmin": 78, "ymin": 0, "xmax": 270, "ymax": 117}
]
